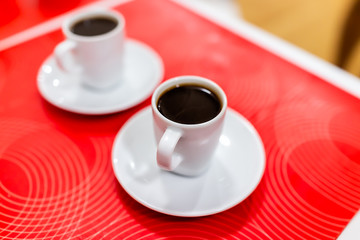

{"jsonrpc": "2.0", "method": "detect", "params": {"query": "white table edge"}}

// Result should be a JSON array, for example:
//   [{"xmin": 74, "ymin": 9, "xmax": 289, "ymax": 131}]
[{"xmin": 172, "ymin": 0, "xmax": 360, "ymax": 100}]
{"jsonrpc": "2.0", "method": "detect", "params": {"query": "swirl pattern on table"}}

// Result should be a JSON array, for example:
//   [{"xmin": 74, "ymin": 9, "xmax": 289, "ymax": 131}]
[{"xmin": 1, "ymin": 0, "xmax": 359, "ymax": 239}]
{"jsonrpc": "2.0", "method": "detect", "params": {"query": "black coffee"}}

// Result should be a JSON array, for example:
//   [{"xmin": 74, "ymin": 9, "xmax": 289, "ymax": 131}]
[
  {"xmin": 71, "ymin": 17, "xmax": 117, "ymax": 36},
  {"xmin": 157, "ymin": 85, "xmax": 221, "ymax": 124}
]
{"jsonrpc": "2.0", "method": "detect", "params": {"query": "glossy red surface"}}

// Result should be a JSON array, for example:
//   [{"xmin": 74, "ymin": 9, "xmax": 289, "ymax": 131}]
[
  {"xmin": 0, "ymin": 0, "xmax": 96, "ymax": 39},
  {"xmin": 1, "ymin": 0, "xmax": 359, "ymax": 239}
]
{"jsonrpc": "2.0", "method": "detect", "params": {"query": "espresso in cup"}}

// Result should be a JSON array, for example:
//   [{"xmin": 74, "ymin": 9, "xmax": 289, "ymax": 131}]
[
  {"xmin": 157, "ymin": 85, "xmax": 222, "ymax": 124},
  {"xmin": 55, "ymin": 9, "xmax": 125, "ymax": 89},
  {"xmin": 71, "ymin": 16, "xmax": 118, "ymax": 36},
  {"xmin": 152, "ymin": 76, "xmax": 227, "ymax": 176}
]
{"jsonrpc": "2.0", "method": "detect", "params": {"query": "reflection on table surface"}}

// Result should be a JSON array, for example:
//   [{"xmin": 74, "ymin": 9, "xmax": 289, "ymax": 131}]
[{"xmin": 0, "ymin": 0, "xmax": 359, "ymax": 239}]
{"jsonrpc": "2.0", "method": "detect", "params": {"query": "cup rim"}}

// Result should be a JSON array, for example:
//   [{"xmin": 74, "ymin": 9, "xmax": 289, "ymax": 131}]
[
  {"xmin": 151, "ymin": 75, "xmax": 227, "ymax": 129},
  {"xmin": 62, "ymin": 9, "xmax": 125, "ymax": 42}
]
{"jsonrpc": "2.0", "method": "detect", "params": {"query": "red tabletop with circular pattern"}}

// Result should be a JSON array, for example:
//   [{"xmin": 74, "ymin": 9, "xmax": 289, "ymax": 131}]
[{"xmin": 1, "ymin": 0, "xmax": 359, "ymax": 239}]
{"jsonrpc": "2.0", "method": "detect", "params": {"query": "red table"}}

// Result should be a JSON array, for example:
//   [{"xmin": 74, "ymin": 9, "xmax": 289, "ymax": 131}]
[
  {"xmin": 1, "ymin": 0, "xmax": 359, "ymax": 239},
  {"xmin": 0, "ymin": 0, "xmax": 100, "ymax": 40}
]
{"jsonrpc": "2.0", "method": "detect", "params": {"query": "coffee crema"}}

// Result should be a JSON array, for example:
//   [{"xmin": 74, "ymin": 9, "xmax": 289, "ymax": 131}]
[
  {"xmin": 71, "ymin": 16, "xmax": 118, "ymax": 36},
  {"xmin": 157, "ymin": 85, "xmax": 221, "ymax": 124}
]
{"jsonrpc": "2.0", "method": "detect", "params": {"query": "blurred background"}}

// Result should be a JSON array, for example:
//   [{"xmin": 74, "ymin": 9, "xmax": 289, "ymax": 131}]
[
  {"xmin": 195, "ymin": 0, "xmax": 360, "ymax": 77},
  {"xmin": 226, "ymin": 0, "xmax": 360, "ymax": 77}
]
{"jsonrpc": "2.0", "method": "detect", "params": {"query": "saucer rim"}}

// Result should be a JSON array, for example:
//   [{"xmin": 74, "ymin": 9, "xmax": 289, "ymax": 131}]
[
  {"xmin": 112, "ymin": 107, "xmax": 266, "ymax": 217},
  {"xmin": 37, "ymin": 39, "xmax": 164, "ymax": 115}
]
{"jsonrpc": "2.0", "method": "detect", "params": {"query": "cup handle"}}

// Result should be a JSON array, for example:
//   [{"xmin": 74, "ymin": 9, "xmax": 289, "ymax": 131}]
[
  {"xmin": 157, "ymin": 127, "xmax": 183, "ymax": 171},
  {"xmin": 54, "ymin": 40, "xmax": 81, "ymax": 73}
]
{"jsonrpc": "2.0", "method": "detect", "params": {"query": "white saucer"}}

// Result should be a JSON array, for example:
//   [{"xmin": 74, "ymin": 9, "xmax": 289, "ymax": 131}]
[
  {"xmin": 112, "ymin": 107, "xmax": 266, "ymax": 217},
  {"xmin": 37, "ymin": 39, "xmax": 164, "ymax": 115}
]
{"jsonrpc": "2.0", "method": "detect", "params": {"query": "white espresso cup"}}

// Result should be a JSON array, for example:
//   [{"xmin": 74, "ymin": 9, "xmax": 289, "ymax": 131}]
[
  {"xmin": 54, "ymin": 9, "xmax": 125, "ymax": 90},
  {"xmin": 151, "ymin": 76, "xmax": 227, "ymax": 177}
]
